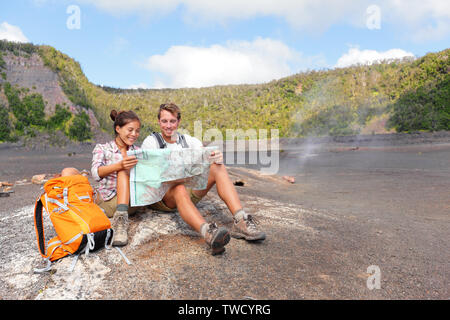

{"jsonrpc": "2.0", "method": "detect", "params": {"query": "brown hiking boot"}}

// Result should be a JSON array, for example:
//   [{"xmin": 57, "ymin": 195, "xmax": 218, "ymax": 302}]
[
  {"xmin": 112, "ymin": 210, "xmax": 129, "ymax": 246},
  {"xmin": 231, "ymin": 214, "xmax": 266, "ymax": 241},
  {"xmin": 204, "ymin": 223, "xmax": 230, "ymax": 255}
]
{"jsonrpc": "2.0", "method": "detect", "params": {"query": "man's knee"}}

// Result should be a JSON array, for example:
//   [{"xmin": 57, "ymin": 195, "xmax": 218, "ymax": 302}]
[
  {"xmin": 170, "ymin": 184, "xmax": 194, "ymax": 208},
  {"xmin": 61, "ymin": 167, "xmax": 80, "ymax": 177},
  {"xmin": 210, "ymin": 162, "xmax": 227, "ymax": 177},
  {"xmin": 172, "ymin": 184, "xmax": 189, "ymax": 198}
]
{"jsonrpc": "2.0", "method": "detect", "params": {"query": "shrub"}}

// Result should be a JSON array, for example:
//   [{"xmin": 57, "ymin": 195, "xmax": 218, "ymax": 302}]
[
  {"xmin": 22, "ymin": 93, "xmax": 46, "ymax": 126},
  {"xmin": 0, "ymin": 52, "xmax": 5, "ymax": 69},
  {"xmin": 47, "ymin": 104, "xmax": 72, "ymax": 129},
  {"xmin": 3, "ymin": 82, "xmax": 47, "ymax": 133},
  {"xmin": 0, "ymin": 106, "xmax": 12, "ymax": 141},
  {"xmin": 388, "ymin": 75, "xmax": 450, "ymax": 132},
  {"xmin": 68, "ymin": 111, "xmax": 92, "ymax": 141}
]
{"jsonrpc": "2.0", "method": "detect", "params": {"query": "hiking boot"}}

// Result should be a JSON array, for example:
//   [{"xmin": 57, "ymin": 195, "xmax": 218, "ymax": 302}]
[
  {"xmin": 231, "ymin": 214, "xmax": 266, "ymax": 241},
  {"xmin": 112, "ymin": 210, "xmax": 129, "ymax": 246},
  {"xmin": 204, "ymin": 223, "xmax": 230, "ymax": 255}
]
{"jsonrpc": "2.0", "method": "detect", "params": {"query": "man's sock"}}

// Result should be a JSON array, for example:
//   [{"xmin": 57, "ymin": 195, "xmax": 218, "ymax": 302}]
[
  {"xmin": 200, "ymin": 222, "xmax": 209, "ymax": 238},
  {"xmin": 234, "ymin": 209, "xmax": 248, "ymax": 222},
  {"xmin": 116, "ymin": 204, "xmax": 129, "ymax": 212}
]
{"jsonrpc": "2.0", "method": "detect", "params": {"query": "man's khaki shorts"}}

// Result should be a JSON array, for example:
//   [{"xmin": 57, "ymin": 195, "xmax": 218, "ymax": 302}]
[
  {"xmin": 147, "ymin": 188, "xmax": 203, "ymax": 212},
  {"xmin": 96, "ymin": 188, "xmax": 204, "ymax": 216}
]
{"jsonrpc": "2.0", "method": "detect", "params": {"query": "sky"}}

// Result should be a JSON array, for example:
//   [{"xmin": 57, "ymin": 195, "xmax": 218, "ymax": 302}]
[{"xmin": 1, "ymin": 0, "xmax": 449, "ymax": 89}]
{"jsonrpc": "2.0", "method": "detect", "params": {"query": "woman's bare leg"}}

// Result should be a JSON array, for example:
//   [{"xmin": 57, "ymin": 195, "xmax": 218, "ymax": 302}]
[{"xmin": 116, "ymin": 169, "xmax": 130, "ymax": 205}]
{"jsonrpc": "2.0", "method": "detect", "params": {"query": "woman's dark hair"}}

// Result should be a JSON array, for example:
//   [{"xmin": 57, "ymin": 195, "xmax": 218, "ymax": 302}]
[{"xmin": 110, "ymin": 110, "xmax": 140, "ymax": 135}]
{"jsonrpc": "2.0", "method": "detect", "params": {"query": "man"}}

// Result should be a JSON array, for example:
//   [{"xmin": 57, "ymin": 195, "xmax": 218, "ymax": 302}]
[{"xmin": 141, "ymin": 103, "xmax": 266, "ymax": 255}]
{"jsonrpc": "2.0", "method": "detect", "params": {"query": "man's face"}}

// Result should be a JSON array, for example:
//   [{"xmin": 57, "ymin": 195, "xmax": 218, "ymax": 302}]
[{"xmin": 158, "ymin": 109, "xmax": 180, "ymax": 141}]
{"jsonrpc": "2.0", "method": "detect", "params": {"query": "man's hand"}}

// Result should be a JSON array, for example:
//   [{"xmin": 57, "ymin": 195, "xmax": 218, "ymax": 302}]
[
  {"xmin": 121, "ymin": 155, "xmax": 138, "ymax": 170},
  {"xmin": 209, "ymin": 150, "xmax": 223, "ymax": 164}
]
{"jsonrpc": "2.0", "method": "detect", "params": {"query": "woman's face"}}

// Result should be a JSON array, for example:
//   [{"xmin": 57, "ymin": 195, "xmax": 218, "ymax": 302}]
[{"xmin": 116, "ymin": 120, "xmax": 140, "ymax": 146}]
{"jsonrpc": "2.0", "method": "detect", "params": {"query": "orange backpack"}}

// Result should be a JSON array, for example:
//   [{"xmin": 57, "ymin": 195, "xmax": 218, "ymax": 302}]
[{"xmin": 33, "ymin": 174, "xmax": 115, "ymax": 272}]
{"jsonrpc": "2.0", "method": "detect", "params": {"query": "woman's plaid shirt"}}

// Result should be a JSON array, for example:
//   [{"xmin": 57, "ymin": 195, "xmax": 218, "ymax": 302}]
[{"xmin": 91, "ymin": 140, "xmax": 140, "ymax": 201}]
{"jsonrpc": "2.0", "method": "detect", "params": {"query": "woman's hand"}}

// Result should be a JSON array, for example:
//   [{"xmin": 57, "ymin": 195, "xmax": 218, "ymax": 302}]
[
  {"xmin": 97, "ymin": 155, "xmax": 138, "ymax": 179},
  {"xmin": 209, "ymin": 150, "xmax": 223, "ymax": 164},
  {"xmin": 121, "ymin": 155, "xmax": 138, "ymax": 170}
]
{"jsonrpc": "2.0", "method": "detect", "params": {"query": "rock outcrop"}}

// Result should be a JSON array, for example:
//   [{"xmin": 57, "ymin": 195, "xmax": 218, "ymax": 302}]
[{"xmin": 0, "ymin": 50, "xmax": 110, "ymax": 144}]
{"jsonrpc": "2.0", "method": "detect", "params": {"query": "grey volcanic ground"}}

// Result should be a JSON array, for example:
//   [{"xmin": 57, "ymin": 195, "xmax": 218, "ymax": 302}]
[{"xmin": 0, "ymin": 132, "xmax": 449, "ymax": 299}]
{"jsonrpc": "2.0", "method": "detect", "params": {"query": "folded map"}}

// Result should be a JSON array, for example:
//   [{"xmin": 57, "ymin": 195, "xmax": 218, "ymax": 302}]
[{"xmin": 127, "ymin": 146, "xmax": 218, "ymax": 206}]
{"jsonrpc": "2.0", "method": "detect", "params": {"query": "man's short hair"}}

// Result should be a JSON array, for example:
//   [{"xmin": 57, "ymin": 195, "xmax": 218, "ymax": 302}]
[{"xmin": 158, "ymin": 103, "xmax": 181, "ymax": 120}]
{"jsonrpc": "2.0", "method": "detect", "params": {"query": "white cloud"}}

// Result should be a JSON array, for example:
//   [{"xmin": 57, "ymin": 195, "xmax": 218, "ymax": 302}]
[
  {"xmin": 382, "ymin": 0, "xmax": 450, "ymax": 42},
  {"xmin": 412, "ymin": 20, "xmax": 450, "ymax": 42},
  {"xmin": 335, "ymin": 47, "xmax": 415, "ymax": 68},
  {"xmin": 144, "ymin": 37, "xmax": 326, "ymax": 88},
  {"xmin": 76, "ymin": 0, "xmax": 180, "ymax": 17},
  {"xmin": 75, "ymin": 0, "xmax": 367, "ymax": 31},
  {"xmin": 74, "ymin": 0, "xmax": 450, "ymax": 39},
  {"xmin": 0, "ymin": 22, "xmax": 29, "ymax": 43},
  {"xmin": 181, "ymin": 0, "xmax": 366, "ymax": 31},
  {"xmin": 384, "ymin": 0, "xmax": 450, "ymax": 24}
]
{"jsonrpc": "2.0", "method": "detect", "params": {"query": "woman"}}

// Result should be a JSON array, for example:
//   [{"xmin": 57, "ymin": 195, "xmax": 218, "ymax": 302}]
[{"xmin": 91, "ymin": 110, "xmax": 141, "ymax": 246}]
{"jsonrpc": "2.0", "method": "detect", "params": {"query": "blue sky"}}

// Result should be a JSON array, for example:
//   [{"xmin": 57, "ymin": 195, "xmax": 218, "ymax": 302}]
[{"xmin": 1, "ymin": 0, "xmax": 449, "ymax": 89}]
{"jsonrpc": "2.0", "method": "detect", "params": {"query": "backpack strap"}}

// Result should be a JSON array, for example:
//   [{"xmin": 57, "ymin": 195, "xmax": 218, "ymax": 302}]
[
  {"xmin": 33, "ymin": 196, "xmax": 54, "ymax": 273},
  {"xmin": 152, "ymin": 132, "xmax": 167, "ymax": 149},
  {"xmin": 178, "ymin": 134, "xmax": 189, "ymax": 148},
  {"xmin": 152, "ymin": 132, "xmax": 189, "ymax": 148},
  {"xmin": 34, "ymin": 198, "xmax": 46, "ymax": 258}
]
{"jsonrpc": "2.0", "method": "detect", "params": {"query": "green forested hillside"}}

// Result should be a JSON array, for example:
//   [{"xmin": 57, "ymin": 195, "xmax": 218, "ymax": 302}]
[
  {"xmin": 1, "ymin": 40, "xmax": 449, "ymax": 143},
  {"xmin": 0, "ymin": 41, "xmax": 93, "ymax": 143}
]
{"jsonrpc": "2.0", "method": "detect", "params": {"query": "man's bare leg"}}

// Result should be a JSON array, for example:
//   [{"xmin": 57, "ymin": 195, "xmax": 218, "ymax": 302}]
[
  {"xmin": 192, "ymin": 163, "xmax": 266, "ymax": 241},
  {"xmin": 163, "ymin": 184, "xmax": 206, "ymax": 232},
  {"xmin": 162, "ymin": 183, "xmax": 230, "ymax": 254},
  {"xmin": 191, "ymin": 163, "xmax": 242, "ymax": 215}
]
